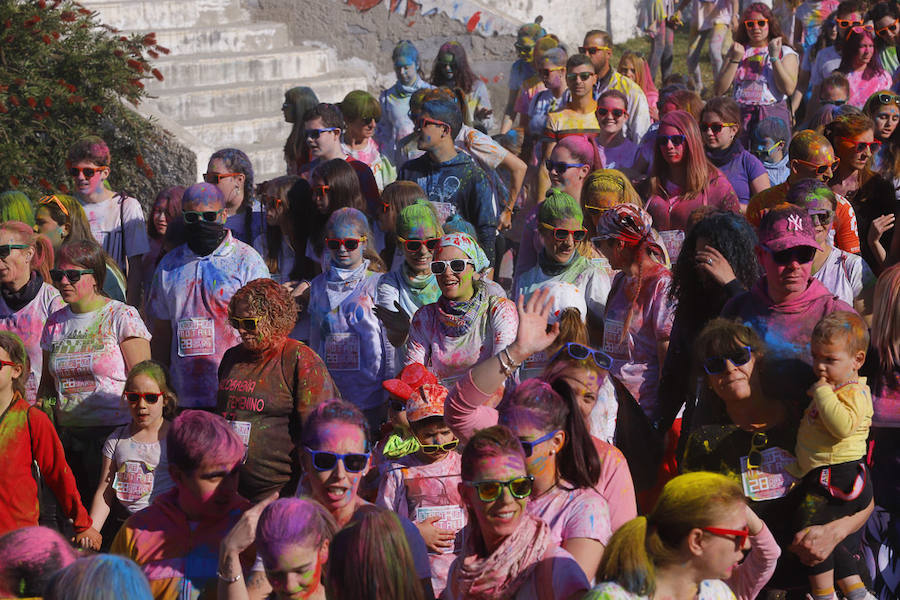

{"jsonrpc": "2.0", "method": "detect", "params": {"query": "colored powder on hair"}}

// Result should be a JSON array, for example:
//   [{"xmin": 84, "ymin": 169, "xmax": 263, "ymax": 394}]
[
  {"xmin": 397, "ymin": 200, "xmax": 441, "ymax": 239},
  {"xmin": 326, "ymin": 207, "xmax": 368, "ymax": 239},
  {"xmin": 341, "ymin": 90, "xmax": 380, "ymax": 122},
  {"xmin": 183, "ymin": 183, "xmax": 224, "ymax": 208},
  {"xmin": 539, "ymin": 189, "xmax": 583, "ymax": 225},
  {"xmin": 393, "ymin": 41, "xmax": 419, "ymax": 65}
]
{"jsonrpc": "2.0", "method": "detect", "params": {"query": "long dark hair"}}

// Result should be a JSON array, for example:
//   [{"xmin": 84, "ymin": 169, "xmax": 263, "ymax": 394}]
[
  {"xmin": 209, "ymin": 148, "xmax": 255, "ymax": 239},
  {"xmin": 56, "ymin": 239, "xmax": 109, "ymax": 299},
  {"xmin": 258, "ymin": 175, "xmax": 300, "ymax": 277},
  {"xmin": 430, "ymin": 42, "xmax": 477, "ymax": 94},
  {"xmin": 839, "ymin": 30, "xmax": 884, "ymax": 79},
  {"xmin": 287, "ymin": 179, "xmax": 320, "ymax": 281},
  {"xmin": 498, "ymin": 378, "xmax": 602, "ymax": 489},
  {"xmin": 0, "ymin": 331, "xmax": 29, "ymax": 399}
]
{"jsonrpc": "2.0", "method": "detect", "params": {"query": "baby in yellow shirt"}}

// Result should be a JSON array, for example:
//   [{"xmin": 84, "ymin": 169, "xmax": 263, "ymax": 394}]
[{"xmin": 791, "ymin": 311, "xmax": 873, "ymax": 600}]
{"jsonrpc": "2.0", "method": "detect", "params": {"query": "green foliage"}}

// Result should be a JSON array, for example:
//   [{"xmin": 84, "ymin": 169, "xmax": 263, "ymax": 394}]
[{"xmin": 0, "ymin": 0, "xmax": 164, "ymax": 200}]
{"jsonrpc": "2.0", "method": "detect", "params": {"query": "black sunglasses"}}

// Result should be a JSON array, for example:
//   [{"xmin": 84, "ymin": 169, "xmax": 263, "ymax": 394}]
[
  {"xmin": 305, "ymin": 127, "xmax": 340, "ymax": 139},
  {"xmin": 124, "ymin": 392, "xmax": 162, "ymax": 404},
  {"xmin": 519, "ymin": 430, "xmax": 560, "ymax": 458},
  {"xmin": 596, "ymin": 107, "xmax": 626, "ymax": 118},
  {"xmin": 305, "ymin": 447, "xmax": 370, "ymax": 473},
  {"xmin": 544, "ymin": 159, "xmax": 588, "ymax": 174},
  {"xmin": 50, "ymin": 268, "xmax": 94, "ymax": 283},
  {"xmin": 566, "ymin": 72, "xmax": 594, "ymax": 82},
  {"xmin": 765, "ymin": 245, "xmax": 816, "ymax": 266},
  {"xmin": 703, "ymin": 345, "xmax": 753, "ymax": 375},
  {"xmin": 657, "ymin": 134, "xmax": 686, "ymax": 146},
  {"xmin": 0, "ymin": 244, "xmax": 28, "ymax": 260},
  {"xmin": 183, "ymin": 210, "xmax": 222, "ymax": 224}
]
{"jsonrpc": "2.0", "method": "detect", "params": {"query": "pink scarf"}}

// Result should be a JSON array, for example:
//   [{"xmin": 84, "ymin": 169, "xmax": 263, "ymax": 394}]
[{"xmin": 447, "ymin": 513, "xmax": 553, "ymax": 600}]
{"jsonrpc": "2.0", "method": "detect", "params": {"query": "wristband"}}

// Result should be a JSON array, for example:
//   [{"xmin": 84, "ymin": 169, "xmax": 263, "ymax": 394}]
[
  {"xmin": 217, "ymin": 570, "xmax": 242, "ymax": 583},
  {"xmin": 729, "ymin": 59, "xmax": 740, "ymax": 64}
]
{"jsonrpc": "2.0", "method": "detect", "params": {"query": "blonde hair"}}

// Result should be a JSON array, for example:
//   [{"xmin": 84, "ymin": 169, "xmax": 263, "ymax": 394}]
[{"xmin": 598, "ymin": 472, "xmax": 745, "ymax": 596}]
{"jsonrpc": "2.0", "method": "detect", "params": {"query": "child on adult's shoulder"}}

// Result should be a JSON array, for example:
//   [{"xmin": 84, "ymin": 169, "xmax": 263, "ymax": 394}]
[
  {"xmin": 789, "ymin": 311, "xmax": 873, "ymax": 600},
  {"xmin": 376, "ymin": 382, "xmax": 464, "ymax": 597},
  {"xmin": 82, "ymin": 360, "xmax": 177, "ymax": 551}
]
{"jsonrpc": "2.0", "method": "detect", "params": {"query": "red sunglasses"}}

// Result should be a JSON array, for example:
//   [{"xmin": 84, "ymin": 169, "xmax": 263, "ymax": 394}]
[
  {"xmin": 702, "ymin": 526, "xmax": 750, "ymax": 549},
  {"xmin": 416, "ymin": 116, "xmax": 450, "ymax": 130},
  {"xmin": 839, "ymin": 137, "xmax": 882, "ymax": 153}
]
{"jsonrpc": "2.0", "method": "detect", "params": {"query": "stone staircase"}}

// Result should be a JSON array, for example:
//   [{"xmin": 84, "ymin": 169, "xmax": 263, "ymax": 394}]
[{"xmin": 80, "ymin": 0, "xmax": 369, "ymax": 182}]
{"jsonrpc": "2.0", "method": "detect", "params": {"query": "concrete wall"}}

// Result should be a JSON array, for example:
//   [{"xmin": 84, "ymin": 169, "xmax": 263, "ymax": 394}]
[{"xmin": 248, "ymin": 0, "xmax": 638, "ymax": 132}]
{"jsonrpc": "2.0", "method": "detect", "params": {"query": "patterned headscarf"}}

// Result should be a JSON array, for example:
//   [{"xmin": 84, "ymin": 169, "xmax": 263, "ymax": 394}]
[
  {"xmin": 438, "ymin": 232, "xmax": 489, "ymax": 272},
  {"xmin": 594, "ymin": 204, "xmax": 653, "ymax": 246}
]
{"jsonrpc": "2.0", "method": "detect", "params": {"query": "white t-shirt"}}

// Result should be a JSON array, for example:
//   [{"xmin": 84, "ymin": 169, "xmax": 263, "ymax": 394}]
[
  {"xmin": 79, "ymin": 194, "xmax": 150, "ymax": 270},
  {"xmin": 0, "ymin": 282, "xmax": 64, "ymax": 403},
  {"xmin": 813, "ymin": 247, "xmax": 875, "ymax": 306},
  {"xmin": 102, "ymin": 424, "xmax": 174, "ymax": 513},
  {"xmin": 586, "ymin": 579, "xmax": 736, "ymax": 599},
  {"xmin": 810, "ymin": 46, "xmax": 841, "ymax": 88},
  {"xmin": 41, "ymin": 300, "xmax": 151, "ymax": 427}
]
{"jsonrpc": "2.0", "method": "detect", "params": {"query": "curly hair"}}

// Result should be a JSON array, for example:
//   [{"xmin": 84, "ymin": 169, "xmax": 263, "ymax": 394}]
[
  {"xmin": 734, "ymin": 2, "xmax": 790, "ymax": 46},
  {"xmin": 669, "ymin": 211, "xmax": 760, "ymax": 318},
  {"xmin": 229, "ymin": 278, "xmax": 298, "ymax": 339}
]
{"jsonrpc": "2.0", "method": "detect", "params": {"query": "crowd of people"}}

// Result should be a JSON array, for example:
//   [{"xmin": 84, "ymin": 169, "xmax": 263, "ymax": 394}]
[{"xmin": 5, "ymin": 2, "xmax": 900, "ymax": 598}]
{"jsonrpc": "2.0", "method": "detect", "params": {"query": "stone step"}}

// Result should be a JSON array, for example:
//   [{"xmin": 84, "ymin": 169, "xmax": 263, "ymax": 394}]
[
  {"xmin": 244, "ymin": 143, "xmax": 291, "ymax": 183},
  {"xmin": 149, "ymin": 48, "xmax": 331, "ymax": 90},
  {"xmin": 153, "ymin": 72, "xmax": 369, "ymax": 122},
  {"xmin": 186, "ymin": 114, "xmax": 291, "ymax": 150},
  {"xmin": 80, "ymin": 0, "xmax": 245, "ymax": 31},
  {"xmin": 148, "ymin": 23, "xmax": 290, "ymax": 56}
]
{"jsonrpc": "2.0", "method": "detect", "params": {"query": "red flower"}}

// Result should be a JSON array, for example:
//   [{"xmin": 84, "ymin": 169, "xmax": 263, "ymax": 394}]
[
  {"xmin": 135, "ymin": 154, "xmax": 145, "ymax": 167},
  {"xmin": 113, "ymin": 49, "xmax": 124, "ymax": 57},
  {"xmin": 52, "ymin": 31, "xmax": 60, "ymax": 39},
  {"xmin": 9, "ymin": 176, "xmax": 19, "ymax": 187},
  {"xmin": 38, "ymin": 0, "xmax": 46, "ymax": 8},
  {"xmin": 151, "ymin": 68, "xmax": 164, "ymax": 81},
  {"xmin": 42, "ymin": 34, "xmax": 52, "ymax": 44},
  {"xmin": 147, "ymin": 49, "xmax": 158, "ymax": 59},
  {"xmin": 66, "ymin": 83, "xmax": 75, "ymax": 92},
  {"xmin": 156, "ymin": 45, "xmax": 170, "ymax": 55},
  {"xmin": 13, "ymin": 78, "xmax": 25, "ymax": 86},
  {"xmin": 77, "ymin": 7, "xmax": 92, "ymax": 14},
  {"xmin": 126, "ymin": 58, "xmax": 143, "ymax": 71},
  {"xmin": 0, "ymin": 102, "xmax": 7, "ymax": 114},
  {"xmin": 59, "ymin": 11, "xmax": 76, "ymax": 21},
  {"xmin": 91, "ymin": 105, "xmax": 103, "ymax": 114},
  {"xmin": 43, "ymin": 96, "xmax": 52, "ymax": 107},
  {"xmin": 143, "ymin": 166, "xmax": 154, "ymax": 178},
  {"xmin": 34, "ymin": 112, "xmax": 44, "ymax": 121},
  {"xmin": 38, "ymin": 178, "xmax": 51, "ymax": 190},
  {"xmin": 129, "ymin": 79, "xmax": 144, "ymax": 89},
  {"xmin": 142, "ymin": 33, "xmax": 156, "ymax": 46},
  {"xmin": 58, "ymin": 183, "xmax": 69, "ymax": 193},
  {"xmin": 68, "ymin": 95, "xmax": 83, "ymax": 104},
  {"xmin": 26, "ymin": 97, "xmax": 37, "ymax": 108},
  {"xmin": 9, "ymin": 96, "xmax": 20, "ymax": 107},
  {"xmin": 0, "ymin": 85, "xmax": 7, "ymax": 92}
]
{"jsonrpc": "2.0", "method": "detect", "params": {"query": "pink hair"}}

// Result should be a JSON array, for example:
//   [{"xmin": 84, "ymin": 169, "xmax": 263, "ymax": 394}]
[
  {"xmin": 556, "ymin": 135, "xmax": 604, "ymax": 170},
  {"xmin": 0, "ymin": 221, "xmax": 54, "ymax": 283},
  {"xmin": 166, "ymin": 410, "xmax": 244, "ymax": 473},
  {"xmin": 651, "ymin": 110, "xmax": 712, "ymax": 201}
]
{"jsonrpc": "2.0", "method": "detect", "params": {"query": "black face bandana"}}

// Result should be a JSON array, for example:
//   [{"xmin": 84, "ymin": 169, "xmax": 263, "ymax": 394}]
[{"xmin": 186, "ymin": 220, "xmax": 227, "ymax": 256}]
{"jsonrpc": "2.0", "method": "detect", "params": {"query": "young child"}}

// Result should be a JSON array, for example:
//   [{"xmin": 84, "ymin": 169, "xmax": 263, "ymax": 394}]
[
  {"xmin": 0, "ymin": 331, "xmax": 98, "ymax": 545},
  {"xmin": 376, "ymin": 383, "xmax": 464, "ymax": 597},
  {"xmin": 83, "ymin": 360, "xmax": 177, "ymax": 550},
  {"xmin": 379, "ymin": 363, "xmax": 440, "ymax": 460},
  {"xmin": 308, "ymin": 207, "xmax": 393, "ymax": 435},
  {"xmin": 110, "ymin": 410, "xmax": 252, "ymax": 598},
  {"xmin": 788, "ymin": 311, "xmax": 874, "ymax": 600},
  {"xmin": 750, "ymin": 117, "xmax": 790, "ymax": 187}
]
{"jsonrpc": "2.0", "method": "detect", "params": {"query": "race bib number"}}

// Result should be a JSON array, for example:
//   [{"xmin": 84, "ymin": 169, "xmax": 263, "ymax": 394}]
[
  {"xmin": 735, "ymin": 80, "xmax": 766, "ymax": 105},
  {"xmin": 177, "ymin": 318, "xmax": 215, "ymax": 357},
  {"xmin": 603, "ymin": 318, "xmax": 628, "ymax": 358},
  {"xmin": 54, "ymin": 352, "xmax": 96, "ymax": 395},
  {"xmin": 114, "ymin": 461, "xmax": 155, "ymax": 504},
  {"xmin": 228, "ymin": 420, "xmax": 252, "ymax": 447},
  {"xmin": 659, "ymin": 230, "xmax": 685, "ymax": 262},
  {"xmin": 740, "ymin": 447, "xmax": 798, "ymax": 501},
  {"xmin": 524, "ymin": 350, "xmax": 548, "ymax": 372},
  {"xmin": 416, "ymin": 505, "xmax": 467, "ymax": 553},
  {"xmin": 325, "ymin": 333, "xmax": 360, "ymax": 371}
]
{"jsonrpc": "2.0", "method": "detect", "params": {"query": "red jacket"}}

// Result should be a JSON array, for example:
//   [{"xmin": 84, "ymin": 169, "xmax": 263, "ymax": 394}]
[{"xmin": 0, "ymin": 394, "xmax": 92, "ymax": 535}]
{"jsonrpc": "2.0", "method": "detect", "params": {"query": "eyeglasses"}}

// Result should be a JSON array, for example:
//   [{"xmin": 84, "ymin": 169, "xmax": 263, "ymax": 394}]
[
  {"xmin": 519, "ymin": 430, "xmax": 560, "ymax": 458},
  {"xmin": 810, "ymin": 209, "xmax": 835, "ymax": 227},
  {"xmin": 793, "ymin": 158, "xmax": 839, "ymax": 175},
  {"xmin": 702, "ymin": 526, "xmax": 750, "ymax": 549},
  {"xmin": 68, "ymin": 166, "xmax": 107, "ymax": 178},
  {"xmin": 420, "ymin": 439, "xmax": 459, "ymax": 454},
  {"xmin": 229, "ymin": 316, "xmax": 259, "ymax": 331},
  {"xmin": 846, "ymin": 23, "xmax": 874, "ymax": 37},
  {"xmin": 753, "ymin": 140, "xmax": 784, "ymax": 157},
  {"xmin": 545, "ymin": 159, "xmax": 588, "ymax": 173},
  {"xmin": 39, "ymin": 195, "xmax": 69, "ymax": 217},
  {"xmin": 840, "ymin": 137, "xmax": 882, "ymax": 153},
  {"xmin": 431, "ymin": 259, "xmax": 475, "ymax": 274},
  {"xmin": 539, "ymin": 223, "xmax": 588, "ymax": 242},
  {"xmin": 305, "ymin": 127, "xmax": 340, "ymax": 140},
  {"xmin": 325, "ymin": 237, "xmax": 366, "ymax": 251},
  {"xmin": 313, "ymin": 185, "xmax": 330, "ymax": 197},
  {"xmin": 743, "ymin": 19, "xmax": 768, "ymax": 29},
  {"xmin": 0, "ymin": 244, "xmax": 28, "ymax": 260},
  {"xmin": 123, "ymin": 392, "xmax": 162, "ymax": 405},
  {"xmin": 358, "ymin": 116, "xmax": 377, "ymax": 126},
  {"xmin": 877, "ymin": 18, "xmax": 899, "ymax": 36},
  {"xmin": 202, "ymin": 172, "xmax": 241, "ymax": 185},
  {"xmin": 551, "ymin": 342, "xmax": 613, "ymax": 370},
  {"xmin": 398, "ymin": 237, "xmax": 441, "ymax": 252},
  {"xmin": 0, "ymin": 360, "xmax": 18, "ymax": 370},
  {"xmin": 539, "ymin": 67, "xmax": 565, "ymax": 78},
  {"xmin": 700, "ymin": 122, "xmax": 738, "ymax": 134},
  {"xmin": 261, "ymin": 195, "xmax": 282, "ymax": 210},
  {"xmin": 596, "ymin": 107, "xmax": 627, "ymax": 119},
  {"xmin": 514, "ymin": 42, "xmax": 534, "ymax": 55},
  {"xmin": 578, "ymin": 46, "xmax": 610, "ymax": 55},
  {"xmin": 657, "ymin": 134, "xmax": 686, "ymax": 146},
  {"xmin": 836, "ymin": 18, "xmax": 864, "ymax": 28},
  {"xmin": 763, "ymin": 245, "xmax": 817, "ymax": 266},
  {"xmin": 464, "ymin": 475, "xmax": 534, "ymax": 502},
  {"xmin": 703, "ymin": 345, "xmax": 753, "ymax": 375},
  {"xmin": 305, "ymin": 447, "xmax": 370, "ymax": 472},
  {"xmin": 566, "ymin": 72, "xmax": 595, "ymax": 82},
  {"xmin": 746, "ymin": 431, "xmax": 768, "ymax": 468},
  {"xmin": 416, "ymin": 116, "xmax": 450, "ymax": 130},
  {"xmin": 50, "ymin": 268, "xmax": 94, "ymax": 283},
  {"xmin": 874, "ymin": 92, "xmax": 900, "ymax": 105},
  {"xmin": 183, "ymin": 209, "xmax": 223, "ymax": 224}
]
